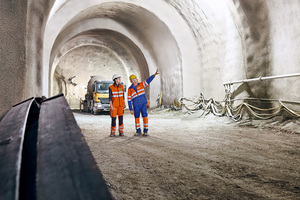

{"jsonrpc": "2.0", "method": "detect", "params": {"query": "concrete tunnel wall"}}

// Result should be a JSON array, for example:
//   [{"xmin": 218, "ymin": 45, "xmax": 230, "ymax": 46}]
[
  {"xmin": 227, "ymin": 0, "xmax": 300, "ymax": 106},
  {"xmin": 266, "ymin": 0, "xmax": 300, "ymax": 101},
  {"xmin": 44, "ymin": 0, "xmax": 185, "ymax": 107},
  {"xmin": 0, "ymin": 0, "xmax": 55, "ymax": 119},
  {"xmin": 0, "ymin": 0, "xmax": 300, "ymax": 118},
  {"xmin": 43, "ymin": 0, "xmax": 244, "ymax": 107},
  {"xmin": 51, "ymin": 30, "xmax": 146, "ymax": 108},
  {"xmin": 53, "ymin": 45, "xmax": 127, "ymax": 109},
  {"xmin": 0, "ymin": 0, "xmax": 27, "ymax": 119}
]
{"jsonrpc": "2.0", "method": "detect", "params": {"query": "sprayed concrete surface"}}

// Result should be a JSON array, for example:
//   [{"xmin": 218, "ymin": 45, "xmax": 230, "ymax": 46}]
[
  {"xmin": 74, "ymin": 110, "xmax": 300, "ymax": 200},
  {"xmin": 1, "ymin": 0, "xmax": 300, "ymax": 118}
]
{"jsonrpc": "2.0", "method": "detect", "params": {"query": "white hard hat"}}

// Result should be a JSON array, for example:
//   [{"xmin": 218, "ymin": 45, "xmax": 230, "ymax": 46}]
[{"xmin": 112, "ymin": 74, "xmax": 121, "ymax": 80}]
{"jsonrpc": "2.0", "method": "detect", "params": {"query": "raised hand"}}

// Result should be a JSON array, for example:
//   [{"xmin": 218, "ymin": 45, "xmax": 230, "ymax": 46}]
[{"xmin": 154, "ymin": 69, "xmax": 159, "ymax": 76}]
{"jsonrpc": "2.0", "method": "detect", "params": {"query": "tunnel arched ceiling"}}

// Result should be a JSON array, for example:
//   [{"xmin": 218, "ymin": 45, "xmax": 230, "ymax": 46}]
[
  {"xmin": 44, "ymin": 0, "xmax": 200, "ymax": 105},
  {"xmin": 50, "ymin": 29, "xmax": 148, "ymax": 96},
  {"xmin": 53, "ymin": 44, "xmax": 129, "ymax": 109},
  {"xmin": 2, "ymin": 0, "xmax": 300, "ymax": 119},
  {"xmin": 46, "ymin": 0, "xmax": 289, "ymax": 105}
]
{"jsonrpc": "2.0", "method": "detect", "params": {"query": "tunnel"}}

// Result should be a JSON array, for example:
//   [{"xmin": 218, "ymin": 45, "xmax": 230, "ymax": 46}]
[
  {"xmin": 50, "ymin": 29, "xmax": 149, "ymax": 108},
  {"xmin": 1, "ymin": 0, "xmax": 300, "ymax": 199},
  {"xmin": 45, "ymin": 1, "xmax": 184, "ymax": 108},
  {"xmin": 0, "ymin": 0, "xmax": 299, "ymax": 114},
  {"xmin": 1, "ymin": 0, "xmax": 299, "ymax": 115}
]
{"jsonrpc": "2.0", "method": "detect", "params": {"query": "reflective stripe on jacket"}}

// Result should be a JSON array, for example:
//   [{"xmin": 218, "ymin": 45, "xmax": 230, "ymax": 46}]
[
  {"xmin": 109, "ymin": 84, "xmax": 125, "ymax": 107},
  {"xmin": 127, "ymin": 75, "xmax": 154, "ymax": 111}
]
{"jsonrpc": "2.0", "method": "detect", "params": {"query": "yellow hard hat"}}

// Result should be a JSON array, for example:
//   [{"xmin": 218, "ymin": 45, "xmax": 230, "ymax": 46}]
[{"xmin": 129, "ymin": 74, "xmax": 137, "ymax": 81}]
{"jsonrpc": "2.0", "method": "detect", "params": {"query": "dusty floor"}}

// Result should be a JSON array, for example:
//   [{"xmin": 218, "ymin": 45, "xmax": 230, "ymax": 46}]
[{"xmin": 74, "ymin": 109, "xmax": 300, "ymax": 200}]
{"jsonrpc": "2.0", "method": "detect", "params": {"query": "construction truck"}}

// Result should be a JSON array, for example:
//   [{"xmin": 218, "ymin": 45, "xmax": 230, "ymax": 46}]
[
  {"xmin": 83, "ymin": 76, "xmax": 112, "ymax": 114},
  {"xmin": 83, "ymin": 76, "xmax": 126, "ymax": 114}
]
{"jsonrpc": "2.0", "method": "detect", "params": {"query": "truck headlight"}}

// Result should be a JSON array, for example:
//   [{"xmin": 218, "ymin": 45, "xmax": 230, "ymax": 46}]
[{"xmin": 97, "ymin": 103, "xmax": 102, "ymax": 108}]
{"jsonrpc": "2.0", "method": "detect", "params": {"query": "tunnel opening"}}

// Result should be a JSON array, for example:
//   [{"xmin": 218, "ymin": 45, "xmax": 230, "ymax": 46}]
[
  {"xmin": 52, "ymin": 45, "xmax": 128, "ymax": 109},
  {"xmin": 44, "ymin": 1, "xmax": 183, "ymax": 107},
  {"xmin": 50, "ymin": 29, "xmax": 151, "ymax": 109}
]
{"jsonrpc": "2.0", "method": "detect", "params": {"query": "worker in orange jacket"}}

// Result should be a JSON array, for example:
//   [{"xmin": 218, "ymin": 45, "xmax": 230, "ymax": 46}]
[
  {"xmin": 127, "ymin": 69, "xmax": 159, "ymax": 136},
  {"xmin": 109, "ymin": 74, "xmax": 126, "ymax": 137}
]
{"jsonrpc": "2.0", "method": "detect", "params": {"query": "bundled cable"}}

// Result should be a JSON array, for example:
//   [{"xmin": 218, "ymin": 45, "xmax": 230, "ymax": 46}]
[{"xmin": 174, "ymin": 93, "xmax": 300, "ymax": 121}]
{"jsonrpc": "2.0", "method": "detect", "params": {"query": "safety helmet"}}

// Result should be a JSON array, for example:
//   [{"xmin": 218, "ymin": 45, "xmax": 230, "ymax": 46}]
[
  {"xmin": 112, "ymin": 74, "xmax": 121, "ymax": 81},
  {"xmin": 129, "ymin": 74, "xmax": 137, "ymax": 81}
]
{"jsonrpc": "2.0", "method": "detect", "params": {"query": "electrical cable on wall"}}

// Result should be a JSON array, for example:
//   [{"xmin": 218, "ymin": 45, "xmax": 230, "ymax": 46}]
[
  {"xmin": 171, "ymin": 73, "xmax": 300, "ymax": 121},
  {"xmin": 172, "ymin": 93, "xmax": 300, "ymax": 121}
]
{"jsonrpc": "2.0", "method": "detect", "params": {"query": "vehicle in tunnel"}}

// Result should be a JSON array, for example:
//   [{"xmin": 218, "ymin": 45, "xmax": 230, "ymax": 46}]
[{"xmin": 84, "ymin": 76, "xmax": 126, "ymax": 114}]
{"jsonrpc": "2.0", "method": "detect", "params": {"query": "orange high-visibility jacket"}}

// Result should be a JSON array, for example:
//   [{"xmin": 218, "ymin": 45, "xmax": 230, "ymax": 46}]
[
  {"xmin": 127, "ymin": 75, "xmax": 155, "ymax": 111},
  {"xmin": 109, "ymin": 84, "xmax": 125, "ymax": 107}
]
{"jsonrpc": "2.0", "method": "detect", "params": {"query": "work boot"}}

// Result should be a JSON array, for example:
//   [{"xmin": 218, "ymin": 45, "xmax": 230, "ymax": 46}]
[
  {"xmin": 110, "ymin": 133, "xmax": 115, "ymax": 137},
  {"xmin": 134, "ymin": 132, "xmax": 141, "ymax": 136},
  {"xmin": 119, "ymin": 133, "xmax": 124, "ymax": 136},
  {"xmin": 143, "ymin": 132, "xmax": 148, "ymax": 136}
]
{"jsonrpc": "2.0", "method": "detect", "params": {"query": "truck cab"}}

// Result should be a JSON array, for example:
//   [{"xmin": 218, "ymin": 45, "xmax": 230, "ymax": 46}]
[
  {"xmin": 87, "ymin": 80, "xmax": 126, "ymax": 114},
  {"xmin": 91, "ymin": 80, "xmax": 113, "ymax": 113}
]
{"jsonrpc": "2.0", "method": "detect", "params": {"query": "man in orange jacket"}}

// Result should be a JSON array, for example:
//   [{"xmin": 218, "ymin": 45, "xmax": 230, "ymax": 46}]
[
  {"xmin": 127, "ymin": 69, "xmax": 159, "ymax": 136},
  {"xmin": 109, "ymin": 74, "xmax": 126, "ymax": 137}
]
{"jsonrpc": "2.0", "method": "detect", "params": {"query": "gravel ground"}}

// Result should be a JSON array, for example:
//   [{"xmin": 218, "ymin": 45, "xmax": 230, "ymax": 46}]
[{"xmin": 74, "ymin": 109, "xmax": 300, "ymax": 200}]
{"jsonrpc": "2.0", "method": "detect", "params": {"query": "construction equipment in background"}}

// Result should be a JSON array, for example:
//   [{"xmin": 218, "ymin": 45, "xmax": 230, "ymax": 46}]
[
  {"xmin": 83, "ymin": 76, "xmax": 126, "ymax": 114},
  {"xmin": 83, "ymin": 76, "xmax": 112, "ymax": 114}
]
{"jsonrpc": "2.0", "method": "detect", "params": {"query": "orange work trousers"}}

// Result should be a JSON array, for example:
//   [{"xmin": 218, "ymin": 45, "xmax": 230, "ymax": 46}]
[{"xmin": 110, "ymin": 107, "xmax": 124, "ymax": 134}]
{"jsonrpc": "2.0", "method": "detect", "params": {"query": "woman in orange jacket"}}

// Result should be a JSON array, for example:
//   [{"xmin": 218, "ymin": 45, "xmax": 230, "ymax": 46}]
[{"xmin": 109, "ymin": 74, "xmax": 126, "ymax": 137}]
